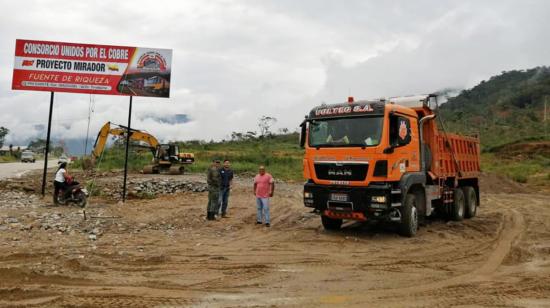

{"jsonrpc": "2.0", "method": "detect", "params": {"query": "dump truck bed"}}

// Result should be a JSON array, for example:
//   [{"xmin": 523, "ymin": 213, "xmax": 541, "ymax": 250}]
[{"xmin": 429, "ymin": 132, "xmax": 480, "ymax": 179}]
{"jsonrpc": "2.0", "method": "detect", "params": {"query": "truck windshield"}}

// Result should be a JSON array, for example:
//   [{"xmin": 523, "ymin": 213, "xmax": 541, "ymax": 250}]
[{"xmin": 309, "ymin": 116, "xmax": 383, "ymax": 147}]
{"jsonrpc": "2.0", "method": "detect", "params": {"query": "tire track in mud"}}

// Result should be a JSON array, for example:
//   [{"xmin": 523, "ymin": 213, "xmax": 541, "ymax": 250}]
[
  {"xmin": 317, "ymin": 208, "xmax": 526, "ymax": 305},
  {"xmin": 0, "ymin": 295, "xmax": 61, "ymax": 307}
]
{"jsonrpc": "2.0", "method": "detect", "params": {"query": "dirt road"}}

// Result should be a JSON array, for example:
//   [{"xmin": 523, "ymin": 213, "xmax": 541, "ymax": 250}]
[
  {"xmin": 0, "ymin": 173, "xmax": 549, "ymax": 307},
  {"xmin": 0, "ymin": 160, "xmax": 58, "ymax": 180}
]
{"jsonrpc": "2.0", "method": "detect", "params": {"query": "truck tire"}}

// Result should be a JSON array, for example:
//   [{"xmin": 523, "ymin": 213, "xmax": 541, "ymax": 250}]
[
  {"xmin": 399, "ymin": 193, "xmax": 418, "ymax": 237},
  {"xmin": 321, "ymin": 215, "xmax": 342, "ymax": 230},
  {"xmin": 450, "ymin": 188, "xmax": 465, "ymax": 221},
  {"xmin": 462, "ymin": 186, "xmax": 477, "ymax": 218}
]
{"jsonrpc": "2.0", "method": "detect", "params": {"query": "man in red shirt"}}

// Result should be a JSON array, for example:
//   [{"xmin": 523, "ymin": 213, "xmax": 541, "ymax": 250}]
[{"xmin": 253, "ymin": 165, "xmax": 274, "ymax": 227}]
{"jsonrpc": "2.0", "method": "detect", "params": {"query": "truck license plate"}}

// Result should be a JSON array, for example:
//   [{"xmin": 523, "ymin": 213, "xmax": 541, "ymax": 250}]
[{"xmin": 330, "ymin": 193, "xmax": 349, "ymax": 202}]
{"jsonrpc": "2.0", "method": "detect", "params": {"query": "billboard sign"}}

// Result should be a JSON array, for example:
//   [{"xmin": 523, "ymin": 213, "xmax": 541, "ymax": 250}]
[{"xmin": 12, "ymin": 39, "xmax": 172, "ymax": 98}]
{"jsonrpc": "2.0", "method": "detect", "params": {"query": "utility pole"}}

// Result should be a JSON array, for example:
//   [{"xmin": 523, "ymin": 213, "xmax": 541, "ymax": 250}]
[
  {"xmin": 84, "ymin": 94, "xmax": 93, "ymax": 156},
  {"xmin": 545, "ymin": 96, "xmax": 548, "ymax": 139}
]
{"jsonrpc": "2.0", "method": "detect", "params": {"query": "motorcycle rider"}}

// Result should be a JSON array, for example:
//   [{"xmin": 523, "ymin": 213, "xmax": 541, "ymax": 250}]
[{"xmin": 53, "ymin": 162, "xmax": 71, "ymax": 204}]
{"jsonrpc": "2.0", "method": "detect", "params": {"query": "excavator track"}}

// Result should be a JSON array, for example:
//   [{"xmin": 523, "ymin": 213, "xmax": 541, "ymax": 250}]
[
  {"xmin": 143, "ymin": 165, "xmax": 156, "ymax": 174},
  {"xmin": 168, "ymin": 166, "xmax": 184, "ymax": 175}
]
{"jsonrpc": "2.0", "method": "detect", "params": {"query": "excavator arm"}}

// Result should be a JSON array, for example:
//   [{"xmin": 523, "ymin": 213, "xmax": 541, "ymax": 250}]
[
  {"xmin": 91, "ymin": 122, "xmax": 112, "ymax": 162},
  {"xmin": 109, "ymin": 128, "xmax": 159, "ymax": 150},
  {"xmin": 91, "ymin": 122, "xmax": 160, "ymax": 162}
]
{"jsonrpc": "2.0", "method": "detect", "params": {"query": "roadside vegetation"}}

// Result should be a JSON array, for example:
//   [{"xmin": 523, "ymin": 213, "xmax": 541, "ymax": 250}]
[
  {"xmin": 75, "ymin": 133, "xmax": 304, "ymax": 181},
  {"xmin": 180, "ymin": 133, "xmax": 303, "ymax": 181},
  {"xmin": 481, "ymin": 138, "xmax": 550, "ymax": 187},
  {"xmin": 0, "ymin": 156, "xmax": 17, "ymax": 163}
]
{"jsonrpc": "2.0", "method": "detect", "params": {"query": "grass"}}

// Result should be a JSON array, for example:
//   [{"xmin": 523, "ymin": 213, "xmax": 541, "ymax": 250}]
[
  {"xmin": 481, "ymin": 153, "xmax": 550, "ymax": 186},
  {"xmin": 74, "ymin": 133, "xmax": 305, "ymax": 181},
  {"xmin": 0, "ymin": 156, "xmax": 18, "ymax": 163},
  {"xmin": 180, "ymin": 135, "xmax": 304, "ymax": 181}
]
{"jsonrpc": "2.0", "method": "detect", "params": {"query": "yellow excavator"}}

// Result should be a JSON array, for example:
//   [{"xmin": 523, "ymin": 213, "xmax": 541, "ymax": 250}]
[{"xmin": 91, "ymin": 122, "xmax": 194, "ymax": 174}]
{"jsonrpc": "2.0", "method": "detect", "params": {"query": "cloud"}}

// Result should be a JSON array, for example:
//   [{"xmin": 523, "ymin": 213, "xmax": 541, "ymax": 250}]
[
  {"xmin": 314, "ymin": 1, "xmax": 550, "ymax": 101},
  {"xmin": 1, "ymin": 0, "xmax": 550, "ymax": 148}
]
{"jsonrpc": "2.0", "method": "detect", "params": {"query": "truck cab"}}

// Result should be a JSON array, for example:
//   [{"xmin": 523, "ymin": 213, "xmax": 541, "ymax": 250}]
[{"xmin": 300, "ymin": 95, "xmax": 480, "ymax": 236}]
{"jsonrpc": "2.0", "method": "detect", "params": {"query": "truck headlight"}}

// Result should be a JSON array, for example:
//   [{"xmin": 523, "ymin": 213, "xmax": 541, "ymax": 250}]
[
  {"xmin": 371, "ymin": 196, "xmax": 386, "ymax": 203},
  {"xmin": 304, "ymin": 192, "xmax": 313, "ymax": 199}
]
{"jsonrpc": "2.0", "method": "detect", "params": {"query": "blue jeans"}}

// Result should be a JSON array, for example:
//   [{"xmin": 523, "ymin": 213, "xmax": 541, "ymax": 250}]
[
  {"xmin": 219, "ymin": 187, "xmax": 230, "ymax": 215},
  {"xmin": 256, "ymin": 197, "xmax": 270, "ymax": 224}
]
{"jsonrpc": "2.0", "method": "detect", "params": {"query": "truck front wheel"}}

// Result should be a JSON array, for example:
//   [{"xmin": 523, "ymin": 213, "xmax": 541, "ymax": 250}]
[
  {"xmin": 451, "ymin": 188, "xmax": 465, "ymax": 221},
  {"xmin": 321, "ymin": 215, "xmax": 342, "ymax": 230},
  {"xmin": 399, "ymin": 193, "xmax": 418, "ymax": 237}
]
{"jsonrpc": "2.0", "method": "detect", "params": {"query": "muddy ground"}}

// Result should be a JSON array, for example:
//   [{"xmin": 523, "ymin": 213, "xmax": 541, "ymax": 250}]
[{"xmin": 0, "ymin": 171, "xmax": 549, "ymax": 307}]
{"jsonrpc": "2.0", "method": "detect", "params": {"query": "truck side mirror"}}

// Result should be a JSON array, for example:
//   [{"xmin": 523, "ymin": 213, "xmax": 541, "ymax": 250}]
[{"xmin": 299, "ymin": 120, "xmax": 307, "ymax": 148}]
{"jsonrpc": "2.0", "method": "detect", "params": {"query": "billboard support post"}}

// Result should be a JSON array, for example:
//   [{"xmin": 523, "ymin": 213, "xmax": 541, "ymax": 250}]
[
  {"xmin": 41, "ymin": 91, "xmax": 55, "ymax": 197},
  {"xmin": 122, "ymin": 96, "xmax": 133, "ymax": 202}
]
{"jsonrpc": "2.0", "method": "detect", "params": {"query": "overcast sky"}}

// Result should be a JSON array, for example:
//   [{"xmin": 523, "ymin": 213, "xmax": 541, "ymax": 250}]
[{"xmin": 1, "ymin": 0, "xmax": 549, "ymax": 147}]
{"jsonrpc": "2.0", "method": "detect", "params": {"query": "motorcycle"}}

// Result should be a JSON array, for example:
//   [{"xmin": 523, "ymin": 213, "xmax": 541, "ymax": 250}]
[{"xmin": 54, "ymin": 176, "xmax": 88, "ymax": 208}]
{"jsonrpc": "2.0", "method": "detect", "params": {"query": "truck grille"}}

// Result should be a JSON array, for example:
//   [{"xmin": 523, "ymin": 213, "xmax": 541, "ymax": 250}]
[{"xmin": 314, "ymin": 163, "xmax": 368, "ymax": 181}]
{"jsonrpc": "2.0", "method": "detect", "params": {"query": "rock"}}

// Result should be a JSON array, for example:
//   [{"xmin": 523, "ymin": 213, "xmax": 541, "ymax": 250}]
[
  {"xmin": 20, "ymin": 224, "xmax": 33, "ymax": 231},
  {"xmin": 90, "ymin": 228, "xmax": 101, "ymax": 235},
  {"xmin": 6, "ymin": 217, "xmax": 19, "ymax": 224},
  {"xmin": 88, "ymin": 234, "xmax": 97, "ymax": 241}
]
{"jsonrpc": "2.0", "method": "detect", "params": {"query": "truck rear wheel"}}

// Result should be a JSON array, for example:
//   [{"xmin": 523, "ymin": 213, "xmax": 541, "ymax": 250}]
[
  {"xmin": 462, "ymin": 186, "xmax": 477, "ymax": 218},
  {"xmin": 321, "ymin": 215, "xmax": 342, "ymax": 230},
  {"xmin": 450, "ymin": 188, "xmax": 465, "ymax": 221},
  {"xmin": 399, "ymin": 193, "xmax": 418, "ymax": 237}
]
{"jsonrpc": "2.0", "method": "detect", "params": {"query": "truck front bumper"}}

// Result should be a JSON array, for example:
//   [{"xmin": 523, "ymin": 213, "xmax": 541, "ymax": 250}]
[{"xmin": 303, "ymin": 181, "xmax": 400, "ymax": 221}]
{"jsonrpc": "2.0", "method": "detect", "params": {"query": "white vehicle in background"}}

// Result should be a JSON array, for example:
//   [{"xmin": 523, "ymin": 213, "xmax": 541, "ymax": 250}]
[{"xmin": 21, "ymin": 151, "xmax": 36, "ymax": 163}]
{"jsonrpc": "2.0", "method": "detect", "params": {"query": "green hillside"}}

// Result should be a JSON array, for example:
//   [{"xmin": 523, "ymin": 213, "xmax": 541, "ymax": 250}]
[
  {"xmin": 439, "ymin": 67, "xmax": 550, "ymax": 187},
  {"xmin": 440, "ymin": 67, "xmax": 550, "ymax": 149}
]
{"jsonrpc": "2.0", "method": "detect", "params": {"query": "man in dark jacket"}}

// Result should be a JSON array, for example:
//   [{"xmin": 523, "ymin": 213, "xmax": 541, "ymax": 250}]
[
  {"xmin": 206, "ymin": 159, "xmax": 222, "ymax": 220},
  {"xmin": 218, "ymin": 159, "xmax": 234, "ymax": 218}
]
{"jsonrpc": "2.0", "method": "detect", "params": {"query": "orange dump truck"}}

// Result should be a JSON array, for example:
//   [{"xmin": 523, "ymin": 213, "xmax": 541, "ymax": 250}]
[{"xmin": 299, "ymin": 94, "xmax": 480, "ymax": 236}]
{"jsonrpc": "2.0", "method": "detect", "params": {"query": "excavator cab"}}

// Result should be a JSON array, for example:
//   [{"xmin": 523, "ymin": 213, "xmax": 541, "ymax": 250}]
[
  {"xmin": 156, "ymin": 144, "xmax": 178, "ymax": 162},
  {"xmin": 146, "ymin": 144, "xmax": 194, "ymax": 174}
]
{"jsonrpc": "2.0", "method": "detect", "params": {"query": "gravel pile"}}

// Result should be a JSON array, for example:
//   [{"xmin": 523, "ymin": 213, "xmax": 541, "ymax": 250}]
[
  {"xmin": 132, "ymin": 179, "xmax": 207, "ymax": 194},
  {"xmin": 98, "ymin": 178, "xmax": 208, "ymax": 198},
  {"xmin": 0, "ymin": 191, "xmax": 44, "ymax": 209}
]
